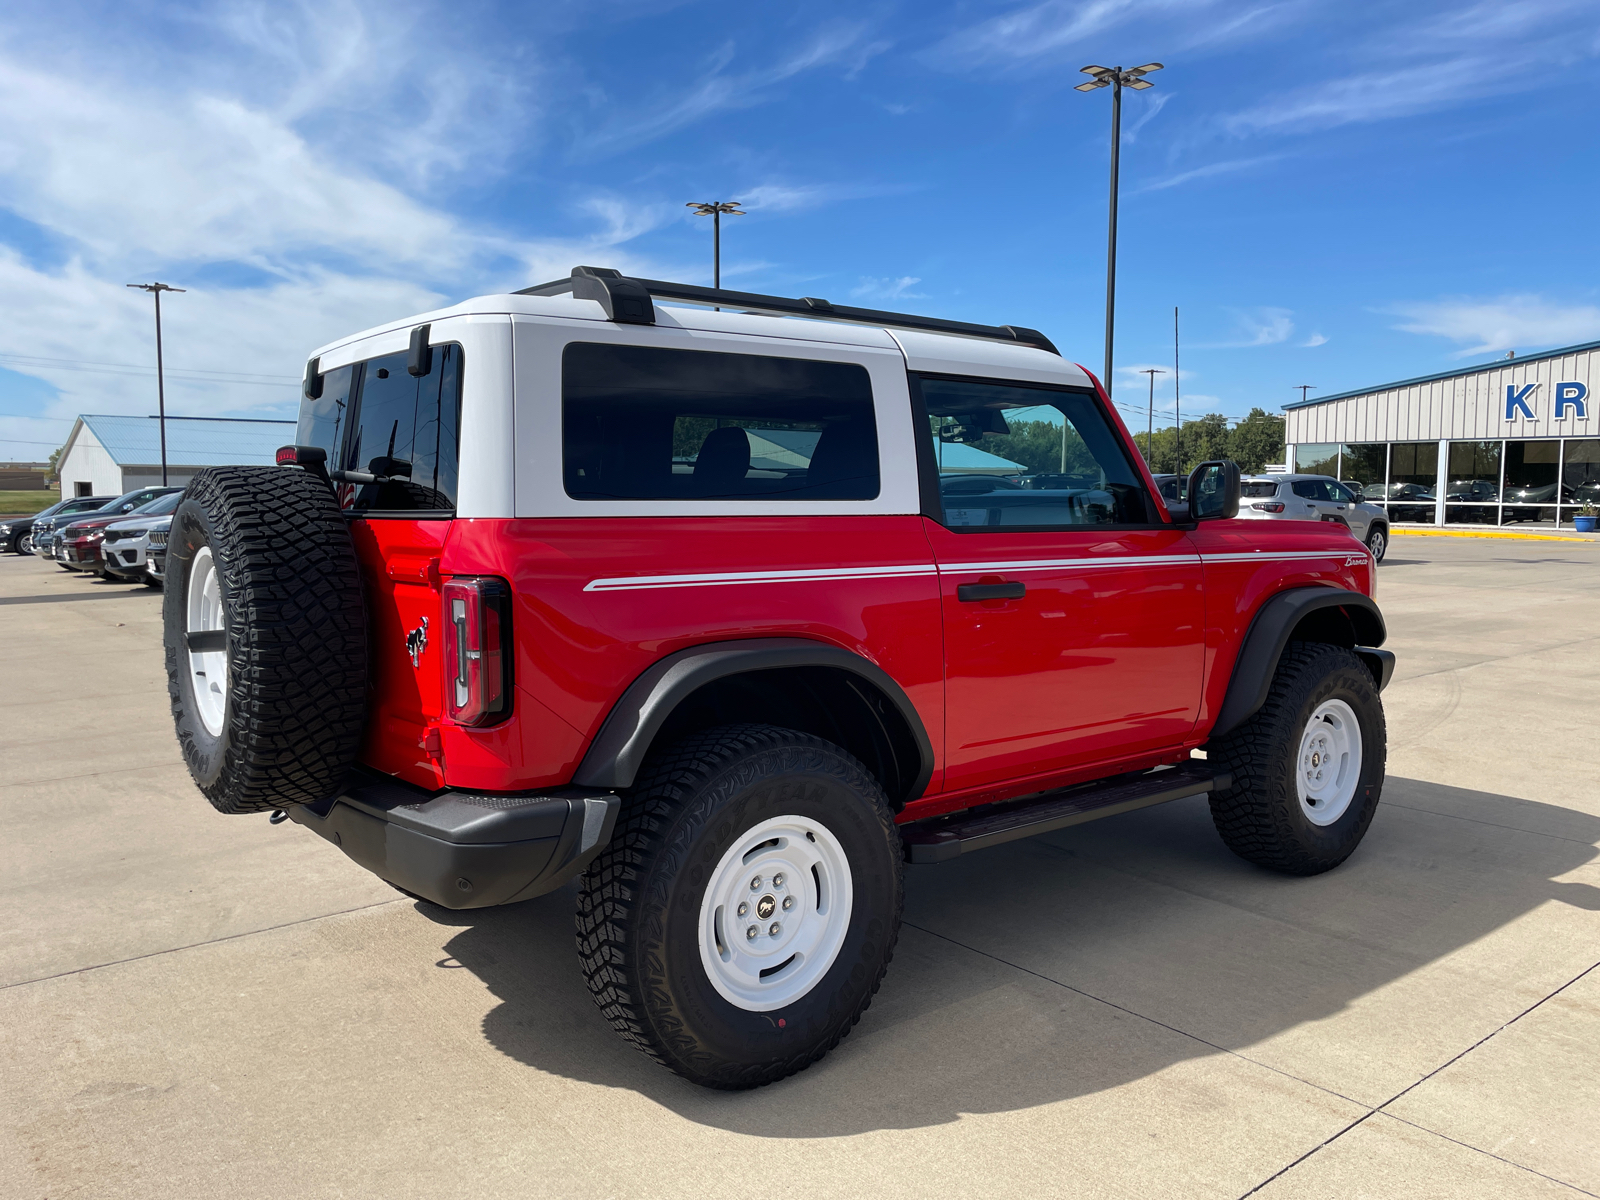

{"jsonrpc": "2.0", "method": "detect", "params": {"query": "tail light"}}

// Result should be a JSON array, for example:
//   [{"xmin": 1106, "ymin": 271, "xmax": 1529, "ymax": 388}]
[
  {"xmin": 1252, "ymin": 502, "xmax": 1286, "ymax": 513},
  {"xmin": 442, "ymin": 577, "xmax": 512, "ymax": 726}
]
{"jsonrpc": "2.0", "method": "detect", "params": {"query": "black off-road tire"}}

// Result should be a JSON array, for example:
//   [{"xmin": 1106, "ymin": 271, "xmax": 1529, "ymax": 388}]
[
  {"xmin": 576, "ymin": 724, "xmax": 904, "ymax": 1090},
  {"xmin": 164, "ymin": 465, "xmax": 367, "ymax": 815},
  {"xmin": 1205, "ymin": 642, "xmax": 1386, "ymax": 875}
]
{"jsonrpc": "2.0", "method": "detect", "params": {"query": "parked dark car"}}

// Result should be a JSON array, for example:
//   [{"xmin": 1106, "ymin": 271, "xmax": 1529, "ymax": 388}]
[
  {"xmin": 1501, "ymin": 482, "xmax": 1574, "ymax": 523},
  {"xmin": 9, "ymin": 496, "xmax": 114, "ymax": 556},
  {"xmin": 1376, "ymin": 482, "xmax": 1438, "ymax": 523},
  {"xmin": 1445, "ymin": 479, "xmax": 1499, "ymax": 524}
]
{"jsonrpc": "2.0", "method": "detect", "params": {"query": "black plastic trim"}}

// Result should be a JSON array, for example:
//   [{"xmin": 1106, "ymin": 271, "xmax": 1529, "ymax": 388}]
[
  {"xmin": 572, "ymin": 637, "xmax": 936, "ymax": 799},
  {"xmin": 1209, "ymin": 586, "xmax": 1388, "ymax": 740},
  {"xmin": 517, "ymin": 269, "xmax": 1059, "ymax": 354},
  {"xmin": 1355, "ymin": 647, "xmax": 1396, "ymax": 692},
  {"xmin": 287, "ymin": 774, "xmax": 620, "ymax": 910},
  {"xmin": 407, "ymin": 323, "xmax": 433, "ymax": 377}
]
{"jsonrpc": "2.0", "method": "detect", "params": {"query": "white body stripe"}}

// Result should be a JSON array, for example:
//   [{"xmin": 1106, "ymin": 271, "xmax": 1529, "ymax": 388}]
[{"xmin": 583, "ymin": 549, "xmax": 1358, "ymax": 593}]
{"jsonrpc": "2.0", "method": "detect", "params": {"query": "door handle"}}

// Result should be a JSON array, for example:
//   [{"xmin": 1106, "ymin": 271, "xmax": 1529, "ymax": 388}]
[{"xmin": 958, "ymin": 581, "xmax": 1026, "ymax": 602}]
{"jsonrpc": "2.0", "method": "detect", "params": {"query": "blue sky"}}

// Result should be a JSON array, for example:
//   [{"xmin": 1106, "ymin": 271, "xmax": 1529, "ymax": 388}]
[{"xmin": 1, "ymin": 0, "xmax": 1597, "ymax": 458}]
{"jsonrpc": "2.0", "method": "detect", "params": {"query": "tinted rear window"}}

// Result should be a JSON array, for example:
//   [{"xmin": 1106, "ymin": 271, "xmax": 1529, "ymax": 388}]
[
  {"xmin": 1240, "ymin": 481, "xmax": 1279, "ymax": 498},
  {"xmin": 562, "ymin": 343, "xmax": 879, "ymax": 501}
]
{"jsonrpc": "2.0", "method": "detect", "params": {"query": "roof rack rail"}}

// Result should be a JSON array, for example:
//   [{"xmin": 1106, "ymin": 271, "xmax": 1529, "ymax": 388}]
[{"xmin": 515, "ymin": 266, "xmax": 1060, "ymax": 356}]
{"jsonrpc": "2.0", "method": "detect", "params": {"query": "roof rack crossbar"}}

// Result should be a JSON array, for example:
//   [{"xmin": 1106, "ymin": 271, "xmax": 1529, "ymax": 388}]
[{"xmin": 515, "ymin": 268, "xmax": 1059, "ymax": 355}]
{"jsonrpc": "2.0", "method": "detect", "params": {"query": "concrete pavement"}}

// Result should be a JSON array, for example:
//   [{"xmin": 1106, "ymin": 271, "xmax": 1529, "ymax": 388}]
[{"xmin": 2, "ymin": 540, "xmax": 1597, "ymax": 1199}]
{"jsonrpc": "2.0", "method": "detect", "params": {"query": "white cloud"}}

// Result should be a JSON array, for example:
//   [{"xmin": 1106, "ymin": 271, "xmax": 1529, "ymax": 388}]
[
  {"xmin": 1387, "ymin": 295, "xmax": 1600, "ymax": 357},
  {"xmin": 0, "ymin": 12, "xmax": 681, "ymax": 456},
  {"xmin": 927, "ymin": 0, "xmax": 1199, "ymax": 67},
  {"xmin": 851, "ymin": 276, "xmax": 928, "ymax": 302},
  {"xmin": 1192, "ymin": 308, "xmax": 1295, "ymax": 349},
  {"xmin": 579, "ymin": 23, "xmax": 886, "ymax": 155},
  {"xmin": 1302, "ymin": 333, "xmax": 1328, "ymax": 347},
  {"xmin": 1134, "ymin": 156, "xmax": 1277, "ymax": 193}
]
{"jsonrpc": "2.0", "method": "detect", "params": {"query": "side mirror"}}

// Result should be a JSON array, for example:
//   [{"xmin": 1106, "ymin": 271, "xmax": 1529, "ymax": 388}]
[{"xmin": 1186, "ymin": 460, "xmax": 1241, "ymax": 521}]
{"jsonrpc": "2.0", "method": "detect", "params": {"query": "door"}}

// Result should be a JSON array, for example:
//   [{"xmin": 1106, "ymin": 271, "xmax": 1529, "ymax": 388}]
[
  {"xmin": 1293, "ymin": 478, "xmax": 1345, "ymax": 525},
  {"xmin": 917, "ymin": 375, "xmax": 1205, "ymax": 795}
]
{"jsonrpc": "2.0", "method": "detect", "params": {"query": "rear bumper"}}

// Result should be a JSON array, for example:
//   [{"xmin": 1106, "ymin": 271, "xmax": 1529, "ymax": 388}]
[{"xmin": 288, "ymin": 774, "xmax": 620, "ymax": 909}]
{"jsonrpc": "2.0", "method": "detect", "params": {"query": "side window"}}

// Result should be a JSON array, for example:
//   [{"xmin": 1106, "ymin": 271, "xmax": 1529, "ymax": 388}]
[
  {"xmin": 339, "ymin": 345, "xmax": 462, "ymax": 513},
  {"xmin": 915, "ymin": 375, "xmax": 1152, "ymax": 528},
  {"xmin": 295, "ymin": 364, "xmax": 354, "ymax": 461},
  {"xmin": 562, "ymin": 343, "xmax": 879, "ymax": 500},
  {"xmin": 1291, "ymin": 480, "xmax": 1323, "ymax": 500}
]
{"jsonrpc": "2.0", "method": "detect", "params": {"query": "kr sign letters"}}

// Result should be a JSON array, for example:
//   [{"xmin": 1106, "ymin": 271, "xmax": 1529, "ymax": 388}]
[{"xmin": 1504, "ymin": 381, "xmax": 1589, "ymax": 421}]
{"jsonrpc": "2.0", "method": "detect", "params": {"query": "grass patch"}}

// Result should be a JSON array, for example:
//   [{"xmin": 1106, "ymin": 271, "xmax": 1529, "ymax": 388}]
[{"xmin": 0, "ymin": 489, "xmax": 63, "ymax": 517}]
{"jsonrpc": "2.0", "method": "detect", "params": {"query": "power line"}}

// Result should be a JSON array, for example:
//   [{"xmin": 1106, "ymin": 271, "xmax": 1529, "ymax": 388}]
[{"xmin": 0, "ymin": 353, "xmax": 297, "ymax": 386}]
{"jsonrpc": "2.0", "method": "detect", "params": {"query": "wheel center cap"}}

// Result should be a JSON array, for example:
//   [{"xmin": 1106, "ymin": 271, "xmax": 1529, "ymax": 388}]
[{"xmin": 756, "ymin": 894, "xmax": 777, "ymax": 920}]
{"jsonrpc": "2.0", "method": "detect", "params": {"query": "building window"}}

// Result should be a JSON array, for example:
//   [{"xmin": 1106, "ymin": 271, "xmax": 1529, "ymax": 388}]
[
  {"xmin": 1446, "ymin": 441, "xmax": 1501, "ymax": 525},
  {"xmin": 1338, "ymin": 443, "xmax": 1387, "ymax": 503},
  {"xmin": 1294, "ymin": 443, "xmax": 1338, "ymax": 476},
  {"xmin": 1501, "ymin": 441, "xmax": 1559, "ymax": 527},
  {"xmin": 74, "ymin": 481, "xmax": 92, "ymax": 497},
  {"xmin": 1564, "ymin": 440, "xmax": 1600, "ymax": 526},
  {"xmin": 1386, "ymin": 442, "xmax": 1439, "ymax": 524}
]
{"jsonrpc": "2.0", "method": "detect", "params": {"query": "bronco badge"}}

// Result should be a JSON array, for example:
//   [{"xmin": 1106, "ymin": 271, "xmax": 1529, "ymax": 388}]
[{"xmin": 406, "ymin": 617, "xmax": 428, "ymax": 667}]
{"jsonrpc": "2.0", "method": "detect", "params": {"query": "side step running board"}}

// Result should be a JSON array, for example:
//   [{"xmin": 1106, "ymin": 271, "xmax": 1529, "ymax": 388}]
[{"xmin": 900, "ymin": 761, "xmax": 1231, "ymax": 864}]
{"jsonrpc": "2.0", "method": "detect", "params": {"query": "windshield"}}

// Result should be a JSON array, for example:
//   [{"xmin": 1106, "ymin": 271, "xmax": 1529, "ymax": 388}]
[{"xmin": 132, "ymin": 492, "xmax": 183, "ymax": 516}]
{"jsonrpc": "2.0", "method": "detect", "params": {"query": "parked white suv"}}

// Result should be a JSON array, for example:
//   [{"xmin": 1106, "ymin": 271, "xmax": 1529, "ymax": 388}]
[{"xmin": 1237, "ymin": 473, "xmax": 1389, "ymax": 562}]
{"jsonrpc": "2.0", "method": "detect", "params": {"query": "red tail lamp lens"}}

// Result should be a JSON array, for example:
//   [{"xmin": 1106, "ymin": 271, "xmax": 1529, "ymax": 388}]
[{"xmin": 442, "ymin": 577, "xmax": 512, "ymax": 726}]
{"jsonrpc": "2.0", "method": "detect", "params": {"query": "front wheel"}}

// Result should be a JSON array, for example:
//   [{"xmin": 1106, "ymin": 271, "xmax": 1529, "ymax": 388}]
[
  {"xmin": 1205, "ymin": 642, "xmax": 1386, "ymax": 875},
  {"xmin": 576, "ymin": 724, "xmax": 903, "ymax": 1089},
  {"xmin": 1365, "ymin": 524, "xmax": 1388, "ymax": 562},
  {"xmin": 14, "ymin": 532, "xmax": 31, "ymax": 555}
]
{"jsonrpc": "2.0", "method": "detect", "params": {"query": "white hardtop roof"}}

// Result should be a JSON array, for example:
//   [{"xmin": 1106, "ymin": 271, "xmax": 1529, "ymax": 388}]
[{"xmin": 309, "ymin": 292, "xmax": 1091, "ymax": 390}]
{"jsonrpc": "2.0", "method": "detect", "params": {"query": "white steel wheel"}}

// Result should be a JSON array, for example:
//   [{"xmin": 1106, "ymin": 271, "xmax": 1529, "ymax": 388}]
[
  {"xmin": 185, "ymin": 545, "xmax": 228, "ymax": 738},
  {"xmin": 1296, "ymin": 698, "xmax": 1361, "ymax": 826},
  {"xmin": 697, "ymin": 814, "xmax": 854, "ymax": 1012}
]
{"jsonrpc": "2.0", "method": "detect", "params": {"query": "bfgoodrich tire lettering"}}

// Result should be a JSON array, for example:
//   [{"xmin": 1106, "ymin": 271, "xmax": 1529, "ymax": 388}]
[
  {"xmin": 164, "ymin": 465, "xmax": 368, "ymax": 814},
  {"xmin": 576, "ymin": 724, "xmax": 903, "ymax": 1089},
  {"xmin": 1205, "ymin": 642, "xmax": 1386, "ymax": 875}
]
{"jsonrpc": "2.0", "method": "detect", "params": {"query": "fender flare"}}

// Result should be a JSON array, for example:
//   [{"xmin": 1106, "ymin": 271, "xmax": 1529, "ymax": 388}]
[
  {"xmin": 1210, "ymin": 586, "xmax": 1388, "ymax": 740},
  {"xmin": 571, "ymin": 637, "xmax": 936, "ymax": 797}
]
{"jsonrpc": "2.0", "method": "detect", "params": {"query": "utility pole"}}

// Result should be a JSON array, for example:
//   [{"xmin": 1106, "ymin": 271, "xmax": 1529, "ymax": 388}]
[
  {"xmin": 686, "ymin": 201, "xmax": 745, "ymax": 307},
  {"xmin": 1076, "ymin": 62, "xmax": 1162, "ymax": 401},
  {"xmin": 1173, "ymin": 306, "xmax": 1182, "ymax": 474},
  {"xmin": 1140, "ymin": 368, "xmax": 1166, "ymax": 465},
  {"xmin": 127, "ymin": 282, "xmax": 186, "ymax": 486},
  {"xmin": 1295, "ymin": 384, "xmax": 1317, "ymax": 404}
]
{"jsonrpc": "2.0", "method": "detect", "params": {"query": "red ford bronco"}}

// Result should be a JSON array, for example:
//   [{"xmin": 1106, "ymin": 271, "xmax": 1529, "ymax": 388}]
[{"xmin": 165, "ymin": 268, "xmax": 1391, "ymax": 1089}]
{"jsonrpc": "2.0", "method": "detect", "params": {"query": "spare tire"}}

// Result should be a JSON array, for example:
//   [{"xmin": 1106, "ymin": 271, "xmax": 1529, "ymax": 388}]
[{"xmin": 164, "ymin": 465, "xmax": 368, "ymax": 814}]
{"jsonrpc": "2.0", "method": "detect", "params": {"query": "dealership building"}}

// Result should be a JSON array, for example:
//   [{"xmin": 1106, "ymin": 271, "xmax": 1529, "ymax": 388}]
[{"xmin": 1284, "ymin": 337, "xmax": 1599, "ymax": 528}]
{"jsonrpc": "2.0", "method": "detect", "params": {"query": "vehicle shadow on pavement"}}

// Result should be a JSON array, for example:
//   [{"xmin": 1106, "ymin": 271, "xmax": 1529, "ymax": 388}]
[{"xmin": 429, "ymin": 776, "xmax": 1600, "ymax": 1134}]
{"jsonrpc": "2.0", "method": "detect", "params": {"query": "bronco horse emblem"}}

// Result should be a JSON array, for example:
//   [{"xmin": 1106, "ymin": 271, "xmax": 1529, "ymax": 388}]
[{"xmin": 406, "ymin": 617, "xmax": 428, "ymax": 667}]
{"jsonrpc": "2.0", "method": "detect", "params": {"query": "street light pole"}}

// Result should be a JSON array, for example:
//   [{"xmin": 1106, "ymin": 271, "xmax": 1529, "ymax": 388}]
[
  {"xmin": 1139, "ymin": 368, "xmax": 1166, "ymax": 465},
  {"xmin": 686, "ymin": 201, "xmax": 746, "ymax": 306},
  {"xmin": 1076, "ymin": 62, "xmax": 1161, "ymax": 402},
  {"xmin": 126, "ymin": 281, "xmax": 186, "ymax": 486}
]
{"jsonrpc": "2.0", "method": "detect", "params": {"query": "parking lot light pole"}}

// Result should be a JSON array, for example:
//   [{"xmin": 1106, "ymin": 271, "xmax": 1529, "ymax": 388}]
[
  {"xmin": 1076, "ymin": 62, "xmax": 1162, "ymax": 402},
  {"xmin": 1140, "ymin": 368, "xmax": 1166, "ymax": 465},
  {"xmin": 127, "ymin": 281, "xmax": 186, "ymax": 486},
  {"xmin": 686, "ymin": 202, "xmax": 745, "ymax": 306}
]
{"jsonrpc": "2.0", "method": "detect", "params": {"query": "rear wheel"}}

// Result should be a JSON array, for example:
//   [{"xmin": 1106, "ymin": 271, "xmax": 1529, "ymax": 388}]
[
  {"xmin": 1205, "ymin": 643, "xmax": 1386, "ymax": 875},
  {"xmin": 164, "ymin": 466, "xmax": 368, "ymax": 815},
  {"xmin": 576, "ymin": 724, "xmax": 903, "ymax": 1089}
]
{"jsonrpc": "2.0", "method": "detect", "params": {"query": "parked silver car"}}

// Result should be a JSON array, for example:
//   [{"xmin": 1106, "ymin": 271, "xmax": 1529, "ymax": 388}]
[
  {"xmin": 1236, "ymin": 473, "xmax": 1390, "ymax": 561},
  {"xmin": 101, "ymin": 492, "xmax": 183, "ymax": 586}
]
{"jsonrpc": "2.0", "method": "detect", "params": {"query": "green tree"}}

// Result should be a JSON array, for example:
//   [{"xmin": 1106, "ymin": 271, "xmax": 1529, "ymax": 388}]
[
  {"xmin": 980, "ymin": 418, "xmax": 1095, "ymax": 475},
  {"xmin": 47, "ymin": 445, "xmax": 62, "ymax": 481},
  {"xmin": 1227, "ymin": 408, "xmax": 1286, "ymax": 474}
]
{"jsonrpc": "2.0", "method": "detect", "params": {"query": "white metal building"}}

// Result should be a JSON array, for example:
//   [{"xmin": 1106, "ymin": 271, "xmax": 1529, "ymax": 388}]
[
  {"xmin": 56, "ymin": 414, "xmax": 296, "ymax": 498},
  {"xmin": 1284, "ymin": 338, "xmax": 1599, "ymax": 528}
]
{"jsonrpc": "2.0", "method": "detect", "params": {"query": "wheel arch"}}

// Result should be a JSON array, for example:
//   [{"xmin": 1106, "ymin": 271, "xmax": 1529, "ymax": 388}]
[
  {"xmin": 571, "ymin": 638, "xmax": 934, "ymax": 808},
  {"xmin": 1209, "ymin": 586, "xmax": 1389, "ymax": 741}
]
